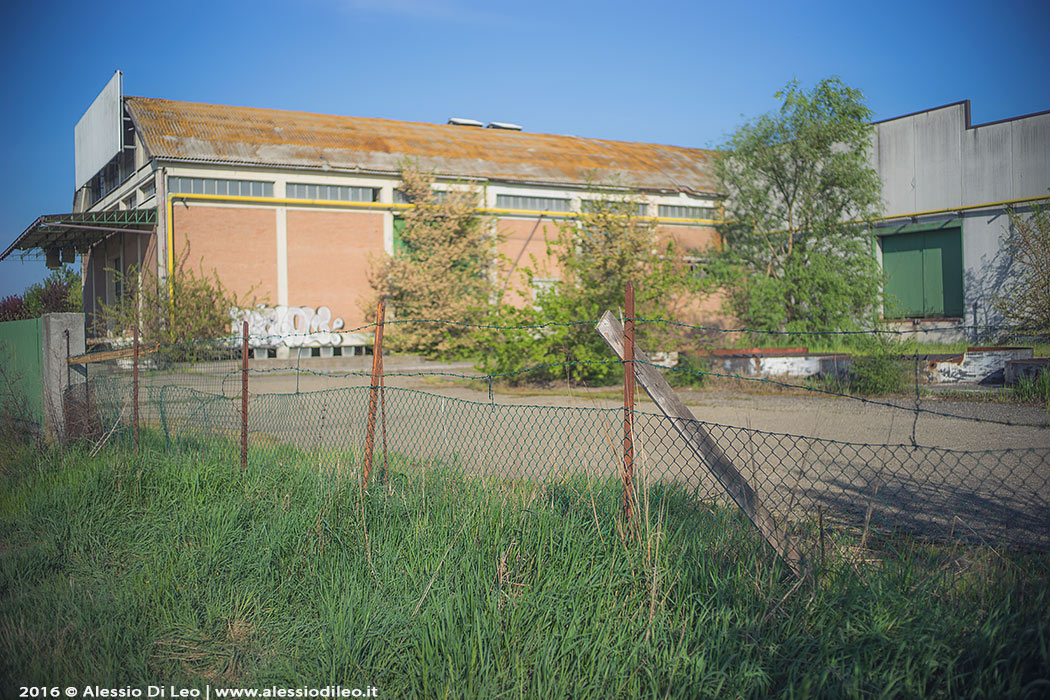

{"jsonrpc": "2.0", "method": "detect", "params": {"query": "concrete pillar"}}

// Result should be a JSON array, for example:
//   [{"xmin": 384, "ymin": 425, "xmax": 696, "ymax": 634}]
[{"xmin": 40, "ymin": 313, "xmax": 85, "ymax": 441}]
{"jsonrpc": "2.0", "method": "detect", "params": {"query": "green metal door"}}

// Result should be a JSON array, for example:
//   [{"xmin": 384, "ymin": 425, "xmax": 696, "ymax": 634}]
[
  {"xmin": 882, "ymin": 234, "xmax": 925, "ymax": 317},
  {"xmin": 923, "ymin": 228, "xmax": 963, "ymax": 317},
  {"xmin": 881, "ymin": 227, "xmax": 963, "ymax": 318},
  {"xmin": 392, "ymin": 216, "xmax": 408, "ymax": 255}
]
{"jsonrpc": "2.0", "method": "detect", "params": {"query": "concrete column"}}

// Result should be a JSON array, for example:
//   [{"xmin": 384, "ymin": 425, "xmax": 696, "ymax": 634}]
[
  {"xmin": 276, "ymin": 207, "xmax": 289, "ymax": 305},
  {"xmin": 40, "ymin": 313, "xmax": 85, "ymax": 442},
  {"xmin": 155, "ymin": 169, "xmax": 167, "ymax": 284}
]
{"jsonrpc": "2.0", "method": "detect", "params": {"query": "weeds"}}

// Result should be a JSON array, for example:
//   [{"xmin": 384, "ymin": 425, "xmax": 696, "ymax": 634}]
[
  {"xmin": 1, "ymin": 432, "xmax": 1048, "ymax": 697},
  {"xmin": 1012, "ymin": 370, "xmax": 1050, "ymax": 409}
]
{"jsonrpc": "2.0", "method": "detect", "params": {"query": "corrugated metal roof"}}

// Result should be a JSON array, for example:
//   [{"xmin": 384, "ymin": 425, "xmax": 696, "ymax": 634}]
[
  {"xmin": 126, "ymin": 97, "xmax": 718, "ymax": 195},
  {"xmin": 1, "ymin": 210, "xmax": 157, "ymax": 261}
]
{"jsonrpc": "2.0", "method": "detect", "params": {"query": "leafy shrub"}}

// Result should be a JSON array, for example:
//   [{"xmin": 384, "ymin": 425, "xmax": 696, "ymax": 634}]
[
  {"xmin": 477, "ymin": 195, "xmax": 708, "ymax": 384},
  {"xmin": 23, "ymin": 267, "xmax": 81, "ymax": 316},
  {"xmin": 846, "ymin": 334, "xmax": 909, "ymax": 395},
  {"xmin": 666, "ymin": 352, "xmax": 709, "ymax": 388},
  {"xmin": 0, "ymin": 268, "xmax": 81, "ymax": 323},
  {"xmin": 0, "ymin": 295, "xmax": 30, "ymax": 322},
  {"xmin": 368, "ymin": 167, "xmax": 493, "ymax": 359},
  {"xmin": 94, "ymin": 258, "xmax": 254, "ymax": 351}
]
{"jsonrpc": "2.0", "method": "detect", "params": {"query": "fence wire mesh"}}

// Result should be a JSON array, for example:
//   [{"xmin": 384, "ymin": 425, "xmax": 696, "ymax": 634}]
[{"xmin": 67, "ymin": 322, "xmax": 1050, "ymax": 565}]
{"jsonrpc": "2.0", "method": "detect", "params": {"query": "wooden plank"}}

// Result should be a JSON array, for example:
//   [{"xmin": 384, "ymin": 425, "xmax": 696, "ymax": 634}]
[
  {"xmin": 67, "ymin": 343, "xmax": 159, "ymax": 365},
  {"xmin": 596, "ymin": 311, "xmax": 807, "ymax": 576}
]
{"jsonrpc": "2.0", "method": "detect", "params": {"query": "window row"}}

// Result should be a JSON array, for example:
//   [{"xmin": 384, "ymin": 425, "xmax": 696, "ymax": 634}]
[
  {"xmin": 495, "ymin": 194, "xmax": 572, "ymax": 212},
  {"xmin": 580, "ymin": 200, "xmax": 649, "ymax": 217},
  {"xmin": 165, "ymin": 176, "xmax": 717, "ymax": 221},
  {"xmin": 657, "ymin": 204, "xmax": 717, "ymax": 220},
  {"xmin": 168, "ymin": 177, "xmax": 274, "ymax": 198},
  {"xmin": 287, "ymin": 183, "xmax": 377, "ymax": 202},
  {"xmin": 393, "ymin": 189, "xmax": 459, "ymax": 204}
]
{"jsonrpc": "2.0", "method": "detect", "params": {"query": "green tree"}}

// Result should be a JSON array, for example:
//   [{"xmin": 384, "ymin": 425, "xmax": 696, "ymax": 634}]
[
  {"xmin": 368, "ymin": 167, "xmax": 495, "ymax": 358},
  {"xmin": 23, "ymin": 266, "xmax": 82, "ymax": 316},
  {"xmin": 0, "ymin": 267, "xmax": 82, "ymax": 322},
  {"xmin": 994, "ymin": 204, "xmax": 1050, "ymax": 340},
  {"xmin": 713, "ymin": 77, "xmax": 883, "ymax": 337},
  {"xmin": 479, "ymin": 195, "xmax": 705, "ymax": 384}
]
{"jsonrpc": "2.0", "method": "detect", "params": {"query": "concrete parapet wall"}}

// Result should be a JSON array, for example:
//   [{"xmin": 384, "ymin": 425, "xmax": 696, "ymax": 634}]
[{"xmin": 1005, "ymin": 358, "xmax": 1050, "ymax": 386}]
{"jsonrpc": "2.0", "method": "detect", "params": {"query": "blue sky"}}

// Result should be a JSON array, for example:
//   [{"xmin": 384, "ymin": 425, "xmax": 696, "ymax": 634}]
[{"xmin": 1, "ymin": 0, "xmax": 1048, "ymax": 298}]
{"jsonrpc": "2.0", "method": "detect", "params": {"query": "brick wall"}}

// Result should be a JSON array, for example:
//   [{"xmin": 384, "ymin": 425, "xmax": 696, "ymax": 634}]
[
  {"xmin": 172, "ymin": 205, "xmax": 278, "ymax": 308},
  {"xmin": 286, "ymin": 209, "xmax": 384, "ymax": 328}
]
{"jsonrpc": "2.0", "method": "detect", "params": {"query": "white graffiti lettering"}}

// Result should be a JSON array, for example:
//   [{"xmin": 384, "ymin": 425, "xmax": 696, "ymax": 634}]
[{"xmin": 231, "ymin": 305, "xmax": 346, "ymax": 347}]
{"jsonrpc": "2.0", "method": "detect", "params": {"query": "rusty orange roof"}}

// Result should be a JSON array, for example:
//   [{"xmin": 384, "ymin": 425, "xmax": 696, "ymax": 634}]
[{"xmin": 126, "ymin": 96, "xmax": 718, "ymax": 195}]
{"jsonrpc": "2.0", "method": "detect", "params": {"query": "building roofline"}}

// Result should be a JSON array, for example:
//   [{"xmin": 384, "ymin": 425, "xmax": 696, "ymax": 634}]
[
  {"xmin": 874, "ymin": 99, "xmax": 1050, "ymax": 130},
  {"xmin": 152, "ymin": 155, "xmax": 722, "ymax": 199},
  {"xmin": 122, "ymin": 95, "xmax": 719, "ymax": 195}
]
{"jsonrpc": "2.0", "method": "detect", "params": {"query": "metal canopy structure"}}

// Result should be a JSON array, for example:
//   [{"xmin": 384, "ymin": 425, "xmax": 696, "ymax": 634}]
[{"xmin": 1, "ymin": 209, "xmax": 156, "ymax": 265}]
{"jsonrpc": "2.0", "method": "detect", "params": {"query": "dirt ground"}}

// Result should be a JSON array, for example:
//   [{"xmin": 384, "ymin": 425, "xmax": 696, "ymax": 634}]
[{"xmin": 224, "ymin": 355, "xmax": 1050, "ymax": 451}]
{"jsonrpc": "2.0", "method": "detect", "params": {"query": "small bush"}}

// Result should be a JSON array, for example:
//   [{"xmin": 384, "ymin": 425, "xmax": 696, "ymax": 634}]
[
  {"xmin": 667, "ymin": 352, "xmax": 708, "ymax": 388},
  {"xmin": 846, "ymin": 334, "xmax": 909, "ymax": 395},
  {"xmin": 95, "ymin": 260, "xmax": 254, "ymax": 350}
]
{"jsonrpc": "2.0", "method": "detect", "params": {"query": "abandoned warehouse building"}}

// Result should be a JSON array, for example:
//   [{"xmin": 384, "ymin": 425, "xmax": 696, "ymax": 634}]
[{"xmin": 2, "ymin": 71, "xmax": 1048, "ymax": 355}]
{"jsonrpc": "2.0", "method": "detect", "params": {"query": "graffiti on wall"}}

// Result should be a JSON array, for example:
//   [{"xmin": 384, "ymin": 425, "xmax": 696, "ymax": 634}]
[{"xmin": 233, "ymin": 305, "xmax": 346, "ymax": 347}]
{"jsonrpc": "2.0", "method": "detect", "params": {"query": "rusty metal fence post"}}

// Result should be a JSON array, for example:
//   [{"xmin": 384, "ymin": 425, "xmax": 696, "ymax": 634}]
[
  {"xmin": 241, "ymin": 320, "xmax": 248, "ymax": 474},
  {"xmin": 364, "ymin": 297, "xmax": 386, "ymax": 489},
  {"xmin": 133, "ymin": 321, "xmax": 139, "ymax": 450},
  {"xmin": 623, "ymin": 282, "xmax": 636, "ymax": 522}
]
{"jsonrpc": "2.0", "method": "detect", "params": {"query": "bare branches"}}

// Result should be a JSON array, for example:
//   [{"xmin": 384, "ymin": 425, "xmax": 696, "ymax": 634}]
[{"xmin": 994, "ymin": 204, "xmax": 1050, "ymax": 339}]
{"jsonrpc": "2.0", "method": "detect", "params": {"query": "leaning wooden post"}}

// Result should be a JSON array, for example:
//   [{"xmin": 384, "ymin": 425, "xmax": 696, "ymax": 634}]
[
  {"xmin": 364, "ymin": 297, "xmax": 386, "ymax": 489},
  {"xmin": 241, "ymin": 320, "xmax": 249, "ymax": 475},
  {"xmin": 623, "ymin": 282, "xmax": 636, "ymax": 522},
  {"xmin": 596, "ymin": 311, "xmax": 807, "ymax": 577},
  {"xmin": 132, "ymin": 319, "xmax": 140, "ymax": 450}
]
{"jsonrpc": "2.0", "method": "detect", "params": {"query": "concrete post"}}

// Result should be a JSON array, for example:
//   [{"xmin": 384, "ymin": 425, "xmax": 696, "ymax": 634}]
[{"xmin": 40, "ymin": 313, "xmax": 85, "ymax": 441}]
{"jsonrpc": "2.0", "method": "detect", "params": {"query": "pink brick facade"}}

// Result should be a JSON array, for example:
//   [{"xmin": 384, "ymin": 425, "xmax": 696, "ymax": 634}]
[
  {"xmin": 171, "ymin": 205, "xmax": 279, "ymax": 309},
  {"xmin": 286, "ymin": 210, "xmax": 384, "ymax": 329}
]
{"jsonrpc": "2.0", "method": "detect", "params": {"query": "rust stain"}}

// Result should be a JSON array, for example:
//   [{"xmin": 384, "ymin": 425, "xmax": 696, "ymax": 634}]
[{"xmin": 126, "ymin": 96, "xmax": 718, "ymax": 194}]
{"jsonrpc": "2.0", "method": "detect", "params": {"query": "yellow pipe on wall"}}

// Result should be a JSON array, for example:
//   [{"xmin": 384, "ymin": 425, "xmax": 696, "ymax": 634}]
[
  {"xmin": 163, "ymin": 191, "xmax": 723, "ymax": 286},
  {"xmin": 735, "ymin": 194, "xmax": 1050, "ymax": 236},
  {"xmin": 164, "ymin": 192, "xmax": 415, "ymax": 294},
  {"xmin": 872, "ymin": 193, "xmax": 1050, "ymax": 222},
  {"xmin": 161, "ymin": 188, "xmax": 1049, "ymax": 296}
]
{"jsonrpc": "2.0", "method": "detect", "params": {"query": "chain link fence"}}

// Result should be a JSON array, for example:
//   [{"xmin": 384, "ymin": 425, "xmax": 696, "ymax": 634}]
[{"xmin": 67, "ymin": 323, "xmax": 1050, "ymax": 566}]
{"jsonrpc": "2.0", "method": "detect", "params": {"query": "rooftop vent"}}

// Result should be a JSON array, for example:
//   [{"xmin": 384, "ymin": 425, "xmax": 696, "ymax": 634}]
[
  {"xmin": 447, "ymin": 117, "xmax": 484, "ymax": 127},
  {"xmin": 486, "ymin": 122, "xmax": 523, "ymax": 131}
]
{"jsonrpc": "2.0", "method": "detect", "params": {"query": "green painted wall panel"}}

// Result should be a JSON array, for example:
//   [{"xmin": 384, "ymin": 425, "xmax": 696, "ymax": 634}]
[{"xmin": 0, "ymin": 318, "xmax": 43, "ymax": 425}]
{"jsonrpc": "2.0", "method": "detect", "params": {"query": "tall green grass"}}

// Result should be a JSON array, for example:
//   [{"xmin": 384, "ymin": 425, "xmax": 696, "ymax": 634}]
[
  {"xmin": 2, "ymin": 432, "xmax": 1048, "ymax": 697},
  {"xmin": 1012, "ymin": 370, "xmax": 1050, "ymax": 410}
]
